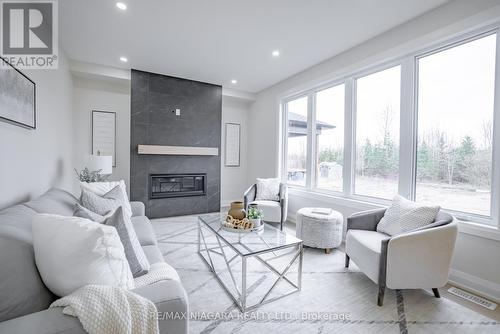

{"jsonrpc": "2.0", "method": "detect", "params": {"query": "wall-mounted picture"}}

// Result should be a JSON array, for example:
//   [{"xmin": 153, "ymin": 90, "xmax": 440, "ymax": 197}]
[
  {"xmin": 92, "ymin": 110, "xmax": 117, "ymax": 167},
  {"xmin": 225, "ymin": 122, "xmax": 241, "ymax": 167},
  {"xmin": 0, "ymin": 57, "xmax": 36, "ymax": 129}
]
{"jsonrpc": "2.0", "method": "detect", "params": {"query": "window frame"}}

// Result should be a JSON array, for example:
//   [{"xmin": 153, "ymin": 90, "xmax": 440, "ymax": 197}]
[
  {"xmin": 410, "ymin": 29, "xmax": 500, "ymax": 224},
  {"xmin": 280, "ymin": 25, "xmax": 500, "ymax": 229},
  {"xmin": 351, "ymin": 62, "xmax": 403, "ymax": 202}
]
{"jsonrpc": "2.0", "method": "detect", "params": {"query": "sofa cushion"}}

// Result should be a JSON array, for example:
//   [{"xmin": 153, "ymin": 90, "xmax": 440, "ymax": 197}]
[
  {"xmin": 142, "ymin": 245, "xmax": 164, "ymax": 265},
  {"xmin": 104, "ymin": 207, "xmax": 150, "ymax": 277},
  {"xmin": 132, "ymin": 280, "xmax": 188, "ymax": 334},
  {"xmin": 33, "ymin": 214, "xmax": 135, "ymax": 297},
  {"xmin": 0, "ymin": 235, "xmax": 55, "ymax": 322},
  {"xmin": 23, "ymin": 188, "xmax": 79, "ymax": 216},
  {"xmin": 80, "ymin": 180, "xmax": 132, "ymax": 218},
  {"xmin": 81, "ymin": 186, "xmax": 132, "ymax": 218},
  {"xmin": 131, "ymin": 216, "xmax": 158, "ymax": 246},
  {"xmin": 345, "ymin": 230, "xmax": 390, "ymax": 283},
  {"xmin": 255, "ymin": 178, "xmax": 280, "ymax": 201},
  {"xmin": 0, "ymin": 306, "xmax": 86, "ymax": 334},
  {"xmin": 0, "ymin": 204, "xmax": 38, "ymax": 242},
  {"xmin": 249, "ymin": 200, "xmax": 281, "ymax": 222},
  {"xmin": 73, "ymin": 203, "xmax": 108, "ymax": 223}
]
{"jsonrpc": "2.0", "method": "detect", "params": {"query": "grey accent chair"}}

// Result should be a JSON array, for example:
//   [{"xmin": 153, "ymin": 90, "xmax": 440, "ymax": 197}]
[
  {"xmin": 344, "ymin": 208, "xmax": 458, "ymax": 306},
  {"xmin": 244, "ymin": 182, "xmax": 288, "ymax": 230}
]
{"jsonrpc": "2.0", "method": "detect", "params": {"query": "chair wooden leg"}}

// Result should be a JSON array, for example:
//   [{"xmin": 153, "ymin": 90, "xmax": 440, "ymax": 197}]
[
  {"xmin": 325, "ymin": 248, "xmax": 331, "ymax": 254},
  {"xmin": 345, "ymin": 254, "xmax": 350, "ymax": 268},
  {"xmin": 432, "ymin": 288, "xmax": 441, "ymax": 298},
  {"xmin": 377, "ymin": 285, "xmax": 385, "ymax": 306}
]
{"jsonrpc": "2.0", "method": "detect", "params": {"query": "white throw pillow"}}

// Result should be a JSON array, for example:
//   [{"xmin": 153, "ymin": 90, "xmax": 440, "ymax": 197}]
[
  {"xmin": 80, "ymin": 180, "xmax": 132, "ymax": 216},
  {"xmin": 377, "ymin": 195, "xmax": 440, "ymax": 236},
  {"xmin": 33, "ymin": 214, "xmax": 135, "ymax": 297},
  {"xmin": 255, "ymin": 178, "xmax": 280, "ymax": 201}
]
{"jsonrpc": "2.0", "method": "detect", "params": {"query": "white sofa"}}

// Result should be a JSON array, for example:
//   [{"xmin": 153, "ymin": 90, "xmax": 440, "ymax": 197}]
[{"xmin": 344, "ymin": 208, "xmax": 458, "ymax": 306}]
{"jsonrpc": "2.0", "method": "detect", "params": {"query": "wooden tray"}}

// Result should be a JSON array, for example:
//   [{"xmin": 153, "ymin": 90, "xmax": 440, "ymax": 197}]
[{"xmin": 221, "ymin": 223, "xmax": 264, "ymax": 233}]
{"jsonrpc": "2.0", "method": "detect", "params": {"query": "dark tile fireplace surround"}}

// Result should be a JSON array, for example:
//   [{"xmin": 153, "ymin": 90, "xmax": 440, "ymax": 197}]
[{"xmin": 130, "ymin": 70, "xmax": 222, "ymax": 218}]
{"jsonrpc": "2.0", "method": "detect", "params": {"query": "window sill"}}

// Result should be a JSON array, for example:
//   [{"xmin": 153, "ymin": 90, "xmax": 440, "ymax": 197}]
[{"xmin": 288, "ymin": 186, "xmax": 500, "ymax": 241}]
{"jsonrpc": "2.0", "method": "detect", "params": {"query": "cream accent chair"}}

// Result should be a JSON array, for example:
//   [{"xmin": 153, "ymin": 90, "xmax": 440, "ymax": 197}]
[
  {"xmin": 344, "ymin": 208, "xmax": 458, "ymax": 306},
  {"xmin": 243, "ymin": 182, "xmax": 288, "ymax": 230}
]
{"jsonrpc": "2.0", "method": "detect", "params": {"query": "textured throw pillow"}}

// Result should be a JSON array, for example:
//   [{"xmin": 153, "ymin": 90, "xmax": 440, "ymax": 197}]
[
  {"xmin": 81, "ymin": 185, "xmax": 132, "ymax": 218},
  {"xmin": 255, "ymin": 178, "xmax": 280, "ymax": 201},
  {"xmin": 73, "ymin": 203, "xmax": 108, "ymax": 223},
  {"xmin": 32, "ymin": 214, "xmax": 134, "ymax": 297},
  {"xmin": 104, "ymin": 207, "xmax": 150, "ymax": 277},
  {"xmin": 377, "ymin": 195, "xmax": 440, "ymax": 236},
  {"xmin": 80, "ymin": 180, "xmax": 132, "ymax": 217}
]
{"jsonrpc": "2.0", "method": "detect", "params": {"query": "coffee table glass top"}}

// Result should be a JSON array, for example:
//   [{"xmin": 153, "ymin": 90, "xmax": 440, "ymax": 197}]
[{"xmin": 198, "ymin": 213, "xmax": 302, "ymax": 256}]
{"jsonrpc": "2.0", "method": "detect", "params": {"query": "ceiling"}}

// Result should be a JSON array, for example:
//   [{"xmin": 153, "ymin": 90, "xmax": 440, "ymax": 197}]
[{"xmin": 60, "ymin": 0, "xmax": 450, "ymax": 93}]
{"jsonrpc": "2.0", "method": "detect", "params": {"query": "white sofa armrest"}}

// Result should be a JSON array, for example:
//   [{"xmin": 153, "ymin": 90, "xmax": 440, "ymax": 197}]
[
  {"xmin": 386, "ymin": 220, "xmax": 458, "ymax": 289},
  {"xmin": 130, "ymin": 201, "xmax": 146, "ymax": 217}
]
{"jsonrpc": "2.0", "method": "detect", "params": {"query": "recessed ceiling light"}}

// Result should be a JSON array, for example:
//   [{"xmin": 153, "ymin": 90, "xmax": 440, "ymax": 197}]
[
  {"xmin": 120, "ymin": 57, "xmax": 128, "ymax": 62},
  {"xmin": 231, "ymin": 79, "xmax": 237, "ymax": 84},
  {"xmin": 272, "ymin": 50, "xmax": 280, "ymax": 57},
  {"xmin": 116, "ymin": 2, "xmax": 127, "ymax": 10}
]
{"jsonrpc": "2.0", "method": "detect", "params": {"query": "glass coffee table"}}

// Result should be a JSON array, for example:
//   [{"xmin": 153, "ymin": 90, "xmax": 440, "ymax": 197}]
[{"xmin": 198, "ymin": 213, "xmax": 303, "ymax": 312}]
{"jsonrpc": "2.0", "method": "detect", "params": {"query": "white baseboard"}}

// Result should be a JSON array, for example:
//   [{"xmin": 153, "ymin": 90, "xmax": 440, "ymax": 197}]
[{"xmin": 449, "ymin": 269, "xmax": 500, "ymax": 303}]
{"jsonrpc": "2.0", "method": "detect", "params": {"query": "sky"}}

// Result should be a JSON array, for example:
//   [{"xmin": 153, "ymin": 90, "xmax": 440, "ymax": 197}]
[{"xmin": 287, "ymin": 32, "xmax": 496, "ymax": 155}]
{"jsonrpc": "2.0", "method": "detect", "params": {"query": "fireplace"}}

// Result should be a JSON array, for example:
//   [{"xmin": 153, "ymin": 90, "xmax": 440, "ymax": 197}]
[{"xmin": 150, "ymin": 174, "xmax": 206, "ymax": 199}]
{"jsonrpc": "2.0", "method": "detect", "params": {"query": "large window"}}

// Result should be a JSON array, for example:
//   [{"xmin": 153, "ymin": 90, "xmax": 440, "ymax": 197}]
[
  {"xmin": 281, "ymin": 29, "xmax": 499, "ymax": 227},
  {"xmin": 315, "ymin": 84, "xmax": 345, "ymax": 192},
  {"xmin": 355, "ymin": 66, "xmax": 401, "ymax": 199},
  {"xmin": 286, "ymin": 96, "xmax": 309, "ymax": 186},
  {"xmin": 416, "ymin": 34, "xmax": 496, "ymax": 217}
]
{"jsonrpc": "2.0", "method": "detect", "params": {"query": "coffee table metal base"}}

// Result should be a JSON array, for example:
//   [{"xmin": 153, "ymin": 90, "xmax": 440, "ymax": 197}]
[{"xmin": 197, "ymin": 220, "xmax": 303, "ymax": 312}]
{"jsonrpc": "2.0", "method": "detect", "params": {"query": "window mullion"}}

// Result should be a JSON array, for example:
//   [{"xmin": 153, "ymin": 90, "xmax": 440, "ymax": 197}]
[
  {"xmin": 306, "ymin": 93, "xmax": 316, "ymax": 189},
  {"xmin": 281, "ymin": 102, "xmax": 289, "ymax": 182},
  {"xmin": 344, "ymin": 78, "xmax": 355, "ymax": 196},
  {"xmin": 399, "ymin": 57, "xmax": 416, "ymax": 200}
]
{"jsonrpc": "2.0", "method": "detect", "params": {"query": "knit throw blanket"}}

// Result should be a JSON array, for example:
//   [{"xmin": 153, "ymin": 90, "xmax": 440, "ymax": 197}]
[{"xmin": 50, "ymin": 263, "xmax": 179, "ymax": 334}]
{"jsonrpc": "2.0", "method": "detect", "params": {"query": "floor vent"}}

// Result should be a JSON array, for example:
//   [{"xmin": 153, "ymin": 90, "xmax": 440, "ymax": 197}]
[{"xmin": 448, "ymin": 287, "xmax": 497, "ymax": 310}]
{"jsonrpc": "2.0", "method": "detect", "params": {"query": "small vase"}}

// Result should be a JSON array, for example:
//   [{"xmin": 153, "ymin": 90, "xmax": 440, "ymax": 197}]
[
  {"xmin": 250, "ymin": 218, "xmax": 262, "ymax": 227},
  {"xmin": 228, "ymin": 201, "xmax": 246, "ymax": 220}
]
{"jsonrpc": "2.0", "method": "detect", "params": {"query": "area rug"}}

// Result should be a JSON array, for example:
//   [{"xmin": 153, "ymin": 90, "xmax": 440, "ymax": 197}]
[{"xmin": 152, "ymin": 214, "xmax": 499, "ymax": 334}]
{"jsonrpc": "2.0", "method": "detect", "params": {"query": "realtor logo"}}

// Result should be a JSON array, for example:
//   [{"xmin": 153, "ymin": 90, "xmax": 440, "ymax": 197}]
[{"xmin": 1, "ymin": 1, "xmax": 58, "ymax": 69}]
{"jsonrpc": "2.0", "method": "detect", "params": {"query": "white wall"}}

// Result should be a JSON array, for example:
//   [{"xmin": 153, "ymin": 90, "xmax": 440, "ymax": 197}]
[
  {"xmin": 221, "ymin": 98, "xmax": 249, "ymax": 206},
  {"xmin": 0, "ymin": 53, "xmax": 74, "ymax": 209},
  {"xmin": 72, "ymin": 76, "xmax": 131, "ymax": 193},
  {"xmin": 247, "ymin": 0, "xmax": 500, "ymax": 301}
]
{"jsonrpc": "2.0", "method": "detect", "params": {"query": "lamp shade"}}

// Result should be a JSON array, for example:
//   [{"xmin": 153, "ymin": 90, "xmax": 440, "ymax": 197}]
[{"xmin": 85, "ymin": 155, "xmax": 112, "ymax": 175}]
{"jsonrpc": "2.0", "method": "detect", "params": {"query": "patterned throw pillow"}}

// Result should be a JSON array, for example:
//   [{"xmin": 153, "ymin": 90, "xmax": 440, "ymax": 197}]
[
  {"xmin": 74, "ymin": 203, "xmax": 108, "ymax": 223},
  {"xmin": 103, "ymin": 207, "xmax": 150, "ymax": 278},
  {"xmin": 377, "ymin": 195, "xmax": 440, "ymax": 236},
  {"xmin": 80, "ymin": 180, "xmax": 132, "ymax": 218},
  {"xmin": 255, "ymin": 178, "xmax": 281, "ymax": 201},
  {"xmin": 81, "ymin": 185, "xmax": 132, "ymax": 218}
]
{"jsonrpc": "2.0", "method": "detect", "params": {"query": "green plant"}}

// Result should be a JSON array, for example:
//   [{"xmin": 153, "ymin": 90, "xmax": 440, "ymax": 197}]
[
  {"xmin": 74, "ymin": 167, "xmax": 109, "ymax": 183},
  {"xmin": 247, "ymin": 206, "xmax": 263, "ymax": 219}
]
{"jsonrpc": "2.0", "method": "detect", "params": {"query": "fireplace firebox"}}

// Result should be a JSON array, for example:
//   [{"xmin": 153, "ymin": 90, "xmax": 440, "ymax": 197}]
[{"xmin": 150, "ymin": 174, "xmax": 206, "ymax": 199}]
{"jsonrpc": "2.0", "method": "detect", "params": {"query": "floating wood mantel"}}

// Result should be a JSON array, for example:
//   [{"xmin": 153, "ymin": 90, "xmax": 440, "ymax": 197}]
[{"xmin": 137, "ymin": 145, "xmax": 219, "ymax": 156}]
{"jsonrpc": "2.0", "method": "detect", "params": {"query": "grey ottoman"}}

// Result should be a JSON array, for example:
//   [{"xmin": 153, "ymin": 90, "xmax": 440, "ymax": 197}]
[{"xmin": 296, "ymin": 207, "xmax": 343, "ymax": 253}]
